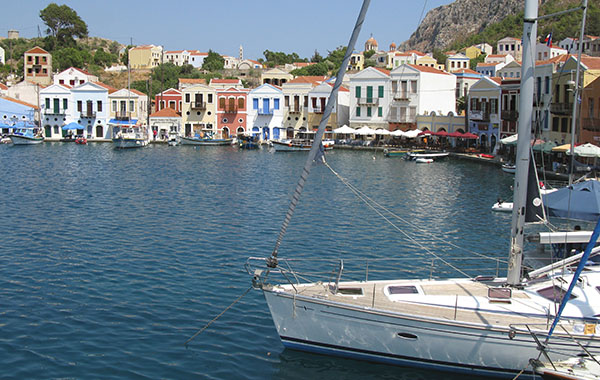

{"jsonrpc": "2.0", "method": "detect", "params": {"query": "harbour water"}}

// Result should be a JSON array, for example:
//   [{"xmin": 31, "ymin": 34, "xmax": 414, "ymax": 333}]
[{"xmin": 1, "ymin": 143, "xmax": 540, "ymax": 379}]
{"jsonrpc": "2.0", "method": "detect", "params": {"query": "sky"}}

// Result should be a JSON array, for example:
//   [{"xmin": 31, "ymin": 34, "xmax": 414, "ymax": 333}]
[{"xmin": 2, "ymin": 0, "xmax": 454, "ymax": 60}]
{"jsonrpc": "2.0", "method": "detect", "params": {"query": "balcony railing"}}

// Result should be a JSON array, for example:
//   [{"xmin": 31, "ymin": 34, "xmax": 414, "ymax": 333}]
[
  {"xmin": 288, "ymin": 106, "xmax": 302, "ymax": 114},
  {"xmin": 357, "ymin": 97, "xmax": 379, "ymax": 105},
  {"xmin": 80, "ymin": 110, "xmax": 96, "ymax": 118},
  {"xmin": 550, "ymin": 102, "xmax": 573, "ymax": 115},
  {"xmin": 393, "ymin": 93, "xmax": 410, "ymax": 101},
  {"xmin": 470, "ymin": 110, "xmax": 490, "ymax": 122},
  {"xmin": 223, "ymin": 106, "xmax": 237, "ymax": 113},
  {"xmin": 313, "ymin": 107, "xmax": 324, "ymax": 114},
  {"xmin": 115, "ymin": 111, "xmax": 130, "ymax": 121},
  {"xmin": 258, "ymin": 108, "xmax": 273, "ymax": 115},
  {"xmin": 501, "ymin": 110, "xmax": 519, "ymax": 121},
  {"xmin": 582, "ymin": 118, "xmax": 600, "ymax": 132},
  {"xmin": 44, "ymin": 108, "xmax": 65, "ymax": 115},
  {"xmin": 191, "ymin": 102, "xmax": 207, "ymax": 110}
]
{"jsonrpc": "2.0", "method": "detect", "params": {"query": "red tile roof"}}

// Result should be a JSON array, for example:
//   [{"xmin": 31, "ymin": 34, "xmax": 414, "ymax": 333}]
[
  {"xmin": 1, "ymin": 96, "xmax": 39, "ymax": 109},
  {"xmin": 25, "ymin": 46, "xmax": 50, "ymax": 55},
  {"xmin": 179, "ymin": 78, "xmax": 207, "ymax": 85},
  {"xmin": 405, "ymin": 50, "xmax": 426, "ymax": 56},
  {"xmin": 150, "ymin": 107, "xmax": 181, "ymax": 118},
  {"xmin": 287, "ymin": 76, "xmax": 327, "ymax": 85},
  {"xmin": 93, "ymin": 81, "xmax": 118, "ymax": 93},
  {"xmin": 0, "ymin": 83, "xmax": 7, "ymax": 90},
  {"xmin": 489, "ymin": 77, "xmax": 503, "ymax": 84},
  {"xmin": 131, "ymin": 89, "xmax": 146, "ymax": 96},
  {"xmin": 61, "ymin": 67, "xmax": 94, "ymax": 76},
  {"xmin": 210, "ymin": 79, "xmax": 241, "ymax": 84},
  {"xmin": 373, "ymin": 67, "xmax": 391, "ymax": 76},
  {"xmin": 454, "ymin": 68, "xmax": 479, "ymax": 74}
]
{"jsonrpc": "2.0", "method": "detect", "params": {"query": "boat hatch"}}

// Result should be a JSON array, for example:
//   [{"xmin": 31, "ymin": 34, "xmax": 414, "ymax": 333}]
[
  {"xmin": 537, "ymin": 285, "xmax": 577, "ymax": 303},
  {"xmin": 336, "ymin": 287, "xmax": 363, "ymax": 296},
  {"xmin": 388, "ymin": 285, "xmax": 419, "ymax": 295},
  {"xmin": 488, "ymin": 287, "xmax": 512, "ymax": 303}
]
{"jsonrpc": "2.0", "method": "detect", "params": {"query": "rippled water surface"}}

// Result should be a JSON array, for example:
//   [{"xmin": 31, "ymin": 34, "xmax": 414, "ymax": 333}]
[{"xmin": 1, "ymin": 143, "xmax": 527, "ymax": 379}]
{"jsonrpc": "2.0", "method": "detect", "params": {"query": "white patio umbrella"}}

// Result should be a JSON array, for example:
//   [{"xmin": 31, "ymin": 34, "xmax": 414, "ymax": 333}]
[
  {"xmin": 500, "ymin": 134, "xmax": 518, "ymax": 145},
  {"xmin": 355, "ymin": 126, "xmax": 376, "ymax": 135},
  {"xmin": 403, "ymin": 129, "xmax": 421, "ymax": 138},
  {"xmin": 567, "ymin": 143, "xmax": 600, "ymax": 158},
  {"xmin": 373, "ymin": 129, "xmax": 391, "ymax": 135},
  {"xmin": 333, "ymin": 125, "xmax": 356, "ymax": 134},
  {"xmin": 390, "ymin": 130, "xmax": 405, "ymax": 137}
]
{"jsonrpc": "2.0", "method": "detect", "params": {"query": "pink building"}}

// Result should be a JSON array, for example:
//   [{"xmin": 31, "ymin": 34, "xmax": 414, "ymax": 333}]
[
  {"xmin": 154, "ymin": 88, "xmax": 182, "ymax": 113},
  {"xmin": 216, "ymin": 87, "xmax": 249, "ymax": 138}
]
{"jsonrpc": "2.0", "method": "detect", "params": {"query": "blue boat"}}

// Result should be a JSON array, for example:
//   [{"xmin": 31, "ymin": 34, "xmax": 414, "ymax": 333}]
[{"xmin": 8, "ymin": 122, "xmax": 44, "ymax": 145}]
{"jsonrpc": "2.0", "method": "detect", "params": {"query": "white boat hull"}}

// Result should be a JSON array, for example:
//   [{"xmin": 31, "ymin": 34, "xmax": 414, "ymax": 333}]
[
  {"xmin": 272, "ymin": 140, "xmax": 334, "ymax": 152},
  {"xmin": 180, "ymin": 137, "xmax": 233, "ymax": 146},
  {"xmin": 263, "ymin": 288, "xmax": 597, "ymax": 378},
  {"xmin": 9, "ymin": 135, "xmax": 44, "ymax": 145},
  {"xmin": 112, "ymin": 137, "xmax": 148, "ymax": 149}
]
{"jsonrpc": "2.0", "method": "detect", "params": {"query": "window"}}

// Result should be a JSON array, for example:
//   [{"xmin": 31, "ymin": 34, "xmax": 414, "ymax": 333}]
[
  {"xmin": 274, "ymin": 98, "xmax": 280, "ymax": 110},
  {"xmin": 77, "ymin": 101, "xmax": 82, "ymax": 112},
  {"xmin": 537, "ymin": 286, "xmax": 576, "ymax": 303},
  {"xmin": 367, "ymin": 107, "xmax": 372, "ymax": 117},
  {"xmin": 490, "ymin": 98, "xmax": 498, "ymax": 114},
  {"xmin": 378, "ymin": 107, "xmax": 382, "ymax": 117},
  {"xmin": 561, "ymin": 117, "xmax": 569, "ymax": 133},
  {"xmin": 97, "ymin": 100, "xmax": 102, "ymax": 112},
  {"xmin": 355, "ymin": 86, "xmax": 361, "ymax": 98},
  {"xmin": 185, "ymin": 93, "xmax": 190, "ymax": 103},
  {"xmin": 63, "ymin": 99, "xmax": 68, "ymax": 110},
  {"xmin": 45, "ymin": 98, "xmax": 50, "ymax": 108},
  {"xmin": 253, "ymin": 98, "xmax": 258, "ymax": 110},
  {"xmin": 219, "ymin": 97, "xmax": 226, "ymax": 109},
  {"xmin": 545, "ymin": 76, "xmax": 550, "ymax": 94},
  {"xmin": 208, "ymin": 94, "xmax": 213, "ymax": 103},
  {"xmin": 388, "ymin": 285, "xmax": 418, "ymax": 295},
  {"xmin": 552, "ymin": 117, "xmax": 559, "ymax": 131},
  {"xmin": 284, "ymin": 96, "xmax": 289, "ymax": 107},
  {"xmin": 238, "ymin": 97, "xmax": 244, "ymax": 109},
  {"xmin": 169, "ymin": 101, "xmax": 175, "ymax": 109},
  {"xmin": 410, "ymin": 80, "xmax": 417, "ymax": 94},
  {"xmin": 304, "ymin": 96, "xmax": 308, "ymax": 107},
  {"xmin": 129, "ymin": 100, "xmax": 134, "ymax": 112},
  {"xmin": 366, "ymin": 86, "xmax": 373, "ymax": 102},
  {"xmin": 356, "ymin": 107, "xmax": 361, "ymax": 117},
  {"xmin": 378, "ymin": 86, "xmax": 384, "ymax": 98}
]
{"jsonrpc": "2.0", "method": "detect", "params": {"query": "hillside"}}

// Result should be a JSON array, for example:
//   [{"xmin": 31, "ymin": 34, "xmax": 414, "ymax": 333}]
[{"xmin": 402, "ymin": 0, "xmax": 600, "ymax": 53}]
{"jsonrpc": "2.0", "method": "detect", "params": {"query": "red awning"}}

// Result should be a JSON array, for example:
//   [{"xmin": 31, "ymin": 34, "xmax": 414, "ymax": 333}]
[{"xmin": 462, "ymin": 132, "xmax": 479, "ymax": 139}]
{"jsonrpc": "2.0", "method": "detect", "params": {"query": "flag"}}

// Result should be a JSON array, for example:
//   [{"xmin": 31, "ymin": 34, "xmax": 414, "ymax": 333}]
[{"xmin": 544, "ymin": 33, "xmax": 552, "ymax": 47}]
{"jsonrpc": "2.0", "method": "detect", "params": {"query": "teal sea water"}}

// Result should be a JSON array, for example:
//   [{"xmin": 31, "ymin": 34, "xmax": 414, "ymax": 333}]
[{"xmin": 1, "ymin": 143, "xmax": 528, "ymax": 379}]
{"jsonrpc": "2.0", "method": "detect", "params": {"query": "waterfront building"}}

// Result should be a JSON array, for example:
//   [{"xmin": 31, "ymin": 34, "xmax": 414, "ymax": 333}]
[
  {"xmin": 535, "ymin": 42, "xmax": 567, "ymax": 61},
  {"xmin": 307, "ymin": 80, "xmax": 349, "ymax": 133},
  {"xmin": 178, "ymin": 78, "xmax": 206, "ymax": 91},
  {"xmin": 149, "ymin": 107, "xmax": 181, "ymax": 141},
  {"xmin": 281, "ymin": 76, "xmax": 326, "ymax": 138},
  {"xmin": 365, "ymin": 36, "xmax": 378, "ymax": 52},
  {"xmin": 40, "ymin": 84, "xmax": 72, "ymax": 140},
  {"xmin": 261, "ymin": 68, "xmax": 293, "ymax": 87},
  {"xmin": 496, "ymin": 37, "xmax": 522, "ymax": 61},
  {"xmin": 0, "ymin": 96, "xmax": 37, "ymax": 135},
  {"xmin": 559, "ymin": 36, "xmax": 600, "ymax": 56},
  {"xmin": 24, "ymin": 46, "xmax": 52, "ymax": 86},
  {"xmin": 216, "ymin": 87, "xmax": 249, "ymax": 138},
  {"xmin": 445, "ymin": 52, "xmax": 470, "ymax": 73},
  {"xmin": 349, "ymin": 67, "xmax": 390, "ymax": 130},
  {"xmin": 467, "ymin": 76, "xmax": 502, "ymax": 151},
  {"xmin": 452, "ymin": 68, "xmax": 484, "ymax": 109},
  {"xmin": 155, "ymin": 88, "xmax": 182, "ymax": 113},
  {"xmin": 209, "ymin": 78, "xmax": 243, "ymax": 90},
  {"xmin": 71, "ymin": 82, "xmax": 110, "ymax": 140},
  {"xmin": 549, "ymin": 55, "xmax": 600, "ymax": 144},
  {"xmin": 129, "ymin": 45, "xmax": 163, "ymax": 70},
  {"xmin": 580, "ymin": 76, "xmax": 600, "ymax": 144},
  {"xmin": 388, "ymin": 64, "xmax": 455, "ymax": 131},
  {"xmin": 500, "ymin": 78, "xmax": 520, "ymax": 139},
  {"xmin": 181, "ymin": 83, "xmax": 217, "ymax": 138},
  {"xmin": 416, "ymin": 113, "xmax": 466, "ymax": 144},
  {"xmin": 497, "ymin": 61, "xmax": 522, "ymax": 79},
  {"xmin": 108, "ymin": 88, "xmax": 148, "ymax": 135},
  {"xmin": 247, "ymin": 84, "xmax": 284, "ymax": 141},
  {"xmin": 7, "ymin": 81, "xmax": 43, "ymax": 112},
  {"xmin": 54, "ymin": 67, "xmax": 98, "ymax": 86}
]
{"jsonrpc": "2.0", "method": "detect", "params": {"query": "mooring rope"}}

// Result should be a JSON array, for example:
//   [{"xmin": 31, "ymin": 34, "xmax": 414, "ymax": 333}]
[{"xmin": 184, "ymin": 286, "xmax": 252, "ymax": 347}]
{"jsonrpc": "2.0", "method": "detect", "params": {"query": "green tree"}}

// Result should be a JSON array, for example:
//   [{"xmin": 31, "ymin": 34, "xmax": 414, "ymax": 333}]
[
  {"xmin": 93, "ymin": 48, "xmax": 116, "ymax": 68},
  {"xmin": 432, "ymin": 49, "xmax": 447, "ymax": 65},
  {"xmin": 53, "ymin": 47, "xmax": 85, "ymax": 71},
  {"xmin": 39, "ymin": 3, "xmax": 88, "ymax": 47},
  {"xmin": 325, "ymin": 46, "xmax": 346, "ymax": 72},
  {"xmin": 364, "ymin": 58, "xmax": 376, "ymax": 68},
  {"xmin": 364, "ymin": 50, "xmax": 376, "ymax": 59},
  {"xmin": 202, "ymin": 50, "xmax": 224, "ymax": 72},
  {"xmin": 469, "ymin": 53, "xmax": 487, "ymax": 70},
  {"xmin": 311, "ymin": 50, "xmax": 323, "ymax": 63}
]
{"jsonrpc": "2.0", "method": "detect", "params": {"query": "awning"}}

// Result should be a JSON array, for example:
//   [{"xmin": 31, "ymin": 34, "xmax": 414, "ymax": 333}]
[
  {"xmin": 532, "ymin": 140, "xmax": 557, "ymax": 153},
  {"xmin": 567, "ymin": 143, "xmax": 600, "ymax": 158},
  {"xmin": 462, "ymin": 132, "xmax": 479, "ymax": 139},
  {"xmin": 109, "ymin": 119, "xmax": 138, "ymax": 125},
  {"xmin": 62, "ymin": 122, "xmax": 85, "ymax": 130},
  {"xmin": 500, "ymin": 134, "xmax": 518, "ymax": 145},
  {"xmin": 333, "ymin": 125, "xmax": 355, "ymax": 134},
  {"xmin": 552, "ymin": 143, "xmax": 573, "ymax": 153}
]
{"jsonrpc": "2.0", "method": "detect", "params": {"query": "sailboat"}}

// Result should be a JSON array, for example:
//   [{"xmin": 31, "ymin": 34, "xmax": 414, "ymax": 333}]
[{"xmin": 247, "ymin": 0, "xmax": 600, "ymax": 378}]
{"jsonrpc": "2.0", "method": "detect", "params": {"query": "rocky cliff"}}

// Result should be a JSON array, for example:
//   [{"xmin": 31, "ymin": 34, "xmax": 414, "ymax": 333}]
[{"xmin": 400, "ymin": 0, "xmax": 527, "ymax": 52}]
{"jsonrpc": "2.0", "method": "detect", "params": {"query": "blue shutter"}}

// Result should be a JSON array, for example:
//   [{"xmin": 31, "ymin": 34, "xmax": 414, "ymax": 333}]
[{"xmin": 253, "ymin": 98, "xmax": 258, "ymax": 110}]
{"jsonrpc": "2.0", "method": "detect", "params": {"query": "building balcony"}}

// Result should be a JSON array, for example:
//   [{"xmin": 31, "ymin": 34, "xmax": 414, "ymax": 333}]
[
  {"xmin": 80, "ymin": 110, "xmax": 96, "ymax": 118},
  {"xmin": 582, "ymin": 118, "xmax": 600, "ymax": 132},
  {"xmin": 258, "ymin": 108, "xmax": 273, "ymax": 115},
  {"xmin": 393, "ymin": 93, "xmax": 410, "ymax": 101},
  {"xmin": 501, "ymin": 110, "xmax": 519, "ymax": 122},
  {"xmin": 115, "ymin": 111, "xmax": 131, "ymax": 120},
  {"xmin": 313, "ymin": 107, "xmax": 324, "ymax": 114},
  {"xmin": 191, "ymin": 102, "xmax": 207, "ymax": 110},
  {"xmin": 288, "ymin": 106, "xmax": 302, "ymax": 114},
  {"xmin": 223, "ymin": 106, "xmax": 237, "ymax": 113},
  {"xmin": 550, "ymin": 102, "xmax": 573, "ymax": 115},
  {"xmin": 357, "ymin": 97, "xmax": 379, "ymax": 106},
  {"xmin": 44, "ymin": 109, "xmax": 66, "ymax": 116},
  {"xmin": 470, "ymin": 110, "xmax": 490, "ymax": 122}
]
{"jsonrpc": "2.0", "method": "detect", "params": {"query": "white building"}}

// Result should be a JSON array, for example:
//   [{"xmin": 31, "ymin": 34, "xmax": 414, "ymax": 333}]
[
  {"xmin": 391, "ymin": 52, "xmax": 419, "ymax": 69},
  {"xmin": 54, "ymin": 67, "xmax": 98, "ymax": 87},
  {"xmin": 472, "ymin": 43, "xmax": 493, "ymax": 56},
  {"xmin": 476, "ymin": 62, "xmax": 506, "ymax": 77},
  {"xmin": 0, "ymin": 46, "xmax": 5, "ymax": 64},
  {"xmin": 497, "ymin": 37, "xmax": 522, "ymax": 60},
  {"xmin": 535, "ymin": 43, "xmax": 567, "ymax": 61},
  {"xmin": 389, "ymin": 64, "xmax": 456, "ymax": 127},
  {"xmin": 497, "ymin": 61, "xmax": 522, "ymax": 79},
  {"xmin": 445, "ymin": 53, "xmax": 470, "ymax": 73},
  {"xmin": 348, "ymin": 67, "xmax": 391, "ymax": 129},
  {"xmin": 70, "ymin": 82, "xmax": 110, "ymax": 140},
  {"xmin": 308, "ymin": 80, "xmax": 349, "ymax": 131},
  {"xmin": 247, "ymin": 83, "xmax": 284, "ymax": 141},
  {"xmin": 189, "ymin": 52, "xmax": 207, "ymax": 68},
  {"xmin": 6, "ymin": 80, "xmax": 42, "ymax": 108},
  {"xmin": 40, "ymin": 84, "xmax": 73, "ymax": 140},
  {"xmin": 485, "ymin": 54, "xmax": 514, "ymax": 65},
  {"xmin": 149, "ymin": 107, "xmax": 181, "ymax": 140}
]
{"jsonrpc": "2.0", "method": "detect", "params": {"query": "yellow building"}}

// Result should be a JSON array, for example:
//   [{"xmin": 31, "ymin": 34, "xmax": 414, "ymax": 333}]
[
  {"xmin": 463, "ymin": 46, "xmax": 482, "ymax": 60},
  {"xmin": 416, "ymin": 55, "xmax": 444, "ymax": 71},
  {"xmin": 181, "ymin": 84, "xmax": 217, "ymax": 137},
  {"xmin": 348, "ymin": 52, "xmax": 364, "ymax": 71},
  {"xmin": 129, "ymin": 45, "xmax": 163, "ymax": 70}
]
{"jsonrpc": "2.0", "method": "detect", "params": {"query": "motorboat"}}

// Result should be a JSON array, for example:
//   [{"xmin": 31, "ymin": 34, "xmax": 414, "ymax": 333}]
[
  {"xmin": 502, "ymin": 163, "xmax": 517, "ymax": 174},
  {"xmin": 112, "ymin": 126, "xmax": 149, "ymax": 149},
  {"xmin": 272, "ymin": 139, "xmax": 334, "ymax": 152},
  {"xmin": 415, "ymin": 158, "xmax": 433, "ymax": 164},
  {"xmin": 8, "ymin": 125, "xmax": 44, "ymax": 145}
]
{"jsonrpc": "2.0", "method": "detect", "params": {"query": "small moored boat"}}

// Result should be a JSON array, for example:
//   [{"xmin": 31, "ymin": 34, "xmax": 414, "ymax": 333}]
[
  {"xmin": 8, "ymin": 125, "xmax": 44, "ymax": 145},
  {"xmin": 272, "ymin": 139, "xmax": 334, "ymax": 152}
]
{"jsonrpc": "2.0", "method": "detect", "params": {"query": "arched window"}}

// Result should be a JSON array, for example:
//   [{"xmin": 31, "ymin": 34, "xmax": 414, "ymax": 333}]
[
  {"xmin": 219, "ymin": 97, "xmax": 226, "ymax": 109},
  {"xmin": 238, "ymin": 97, "xmax": 244, "ymax": 109}
]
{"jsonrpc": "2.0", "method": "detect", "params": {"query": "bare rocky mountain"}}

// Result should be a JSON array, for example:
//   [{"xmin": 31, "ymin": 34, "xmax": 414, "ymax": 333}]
[{"xmin": 400, "ymin": 0, "xmax": 529, "ymax": 52}]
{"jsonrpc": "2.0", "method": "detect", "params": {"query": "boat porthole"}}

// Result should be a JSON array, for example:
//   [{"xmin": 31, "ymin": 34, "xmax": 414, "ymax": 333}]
[{"xmin": 397, "ymin": 332, "xmax": 418, "ymax": 340}]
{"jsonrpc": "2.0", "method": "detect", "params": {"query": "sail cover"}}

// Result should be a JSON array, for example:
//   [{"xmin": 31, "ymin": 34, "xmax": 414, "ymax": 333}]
[
  {"xmin": 543, "ymin": 180, "xmax": 600, "ymax": 221},
  {"xmin": 525, "ymin": 150, "xmax": 545, "ymax": 223}
]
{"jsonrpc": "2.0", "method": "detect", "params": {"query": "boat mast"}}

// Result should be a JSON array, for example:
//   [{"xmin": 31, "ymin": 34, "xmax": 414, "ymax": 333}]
[
  {"xmin": 128, "ymin": 37, "xmax": 132, "ymax": 129},
  {"xmin": 568, "ymin": 0, "xmax": 588, "ymax": 186},
  {"xmin": 507, "ymin": 0, "xmax": 538, "ymax": 286}
]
